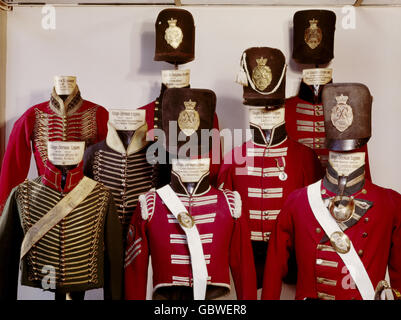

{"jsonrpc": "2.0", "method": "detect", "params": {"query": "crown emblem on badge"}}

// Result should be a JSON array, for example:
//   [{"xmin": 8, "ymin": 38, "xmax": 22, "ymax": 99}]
[
  {"xmin": 305, "ymin": 18, "xmax": 322, "ymax": 50},
  {"xmin": 178, "ymin": 99, "xmax": 200, "ymax": 136},
  {"xmin": 184, "ymin": 99, "xmax": 196, "ymax": 110},
  {"xmin": 167, "ymin": 18, "xmax": 177, "ymax": 27},
  {"xmin": 309, "ymin": 18, "xmax": 319, "ymax": 28},
  {"xmin": 252, "ymin": 56, "xmax": 272, "ymax": 91},
  {"xmin": 165, "ymin": 17, "xmax": 183, "ymax": 49},
  {"xmin": 256, "ymin": 57, "xmax": 268, "ymax": 66},
  {"xmin": 331, "ymin": 93, "xmax": 353, "ymax": 132},
  {"xmin": 335, "ymin": 94, "xmax": 348, "ymax": 105}
]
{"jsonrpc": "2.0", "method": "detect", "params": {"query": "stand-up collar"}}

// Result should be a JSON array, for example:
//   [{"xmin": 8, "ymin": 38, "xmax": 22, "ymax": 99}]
[
  {"xmin": 298, "ymin": 80, "xmax": 332, "ymax": 105},
  {"xmin": 42, "ymin": 159, "xmax": 84, "ymax": 193},
  {"xmin": 49, "ymin": 85, "xmax": 83, "ymax": 116},
  {"xmin": 170, "ymin": 170, "xmax": 211, "ymax": 196},
  {"xmin": 106, "ymin": 121, "xmax": 149, "ymax": 155},
  {"xmin": 251, "ymin": 122, "xmax": 287, "ymax": 147},
  {"xmin": 323, "ymin": 162, "xmax": 365, "ymax": 196}
]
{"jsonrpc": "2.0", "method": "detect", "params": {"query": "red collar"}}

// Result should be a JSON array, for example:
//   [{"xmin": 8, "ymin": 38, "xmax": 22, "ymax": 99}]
[{"xmin": 42, "ymin": 160, "xmax": 84, "ymax": 193}]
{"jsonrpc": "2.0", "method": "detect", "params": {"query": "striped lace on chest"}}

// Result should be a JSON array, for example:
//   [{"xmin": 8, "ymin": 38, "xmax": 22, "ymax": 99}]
[
  {"xmin": 16, "ymin": 178, "xmax": 109, "ymax": 287},
  {"xmin": 93, "ymin": 148, "xmax": 152, "ymax": 230},
  {"xmin": 33, "ymin": 107, "xmax": 98, "ymax": 165}
]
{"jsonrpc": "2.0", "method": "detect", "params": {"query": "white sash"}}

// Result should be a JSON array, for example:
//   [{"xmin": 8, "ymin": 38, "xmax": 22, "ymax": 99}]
[
  {"xmin": 156, "ymin": 185, "xmax": 208, "ymax": 300},
  {"xmin": 307, "ymin": 180, "xmax": 375, "ymax": 300},
  {"xmin": 20, "ymin": 177, "xmax": 98, "ymax": 260}
]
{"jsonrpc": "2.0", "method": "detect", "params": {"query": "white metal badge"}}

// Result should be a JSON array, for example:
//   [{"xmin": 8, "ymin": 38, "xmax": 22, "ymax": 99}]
[
  {"xmin": 331, "ymin": 94, "xmax": 354, "ymax": 132},
  {"xmin": 304, "ymin": 18, "xmax": 322, "ymax": 50},
  {"xmin": 252, "ymin": 57, "xmax": 272, "ymax": 91},
  {"xmin": 178, "ymin": 99, "xmax": 200, "ymax": 136},
  {"xmin": 165, "ymin": 18, "xmax": 183, "ymax": 49}
]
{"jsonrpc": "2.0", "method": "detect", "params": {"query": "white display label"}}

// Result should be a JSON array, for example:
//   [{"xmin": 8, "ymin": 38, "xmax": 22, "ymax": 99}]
[
  {"xmin": 172, "ymin": 158, "xmax": 210, "ymax": 183},
  {"xmin": 329, "ymin": 152, "xmax": 365, "ymax": 176},
  {"xmin": 47, "ymin": 141, "xmax": 85, "ymax": 166},
  {"xmin": 109, "ymin": 109, "xmax": 146, "ymax": 131},
  {"xmin": 302, "ymin": 68, "xmax": 333, "ymax": 86},
  {"xmin": 248, "ymin": 107, "xmax": 285, "ymax": 130},
  {"xmin": 162, "ymin": 69, "xmax": 190, "ymax": 88},
  {"xmin": 54, "ymin": 76, "xmax": 77, "ymax": 95}
]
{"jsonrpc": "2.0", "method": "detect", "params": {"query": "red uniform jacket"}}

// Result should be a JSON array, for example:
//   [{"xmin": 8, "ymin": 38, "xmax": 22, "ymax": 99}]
[
  {"xmin": 285, "ymin": 81, "xmax": 371, "ymax": 180},
  {"xmin": 262, "ymin": 176, "xmax": 401, "ymax": 300},
  {"xmin": 0, "ymin": 87, "xmax": 108, "ymax": 212},
  {"xmin": 124, "ymin": 172, "xmax": 257, "ymax": 300},
  {"xmin": 218, "ymin": 124, "xmax": 323, "ymax": 243}
]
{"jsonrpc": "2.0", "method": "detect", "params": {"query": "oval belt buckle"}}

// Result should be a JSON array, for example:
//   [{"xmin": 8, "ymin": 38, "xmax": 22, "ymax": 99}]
[
  {"xmin": 329, "ymin": 231, "xmax": 351, "ymax": 254},
  {"xmin": 177, "ymin": 212, "xmax": 195, "ymax": 229}
]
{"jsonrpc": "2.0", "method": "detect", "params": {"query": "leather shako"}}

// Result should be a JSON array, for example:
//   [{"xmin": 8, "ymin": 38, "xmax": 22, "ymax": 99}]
[
  {"xmin": 292, "ymin": 10, "xmax": 336, "ymax": 65},
  {"xmin": 154, "ymin": 8, "xmax": 195, "ymax": 65},
  {"xmin": 239, "ymin": 47, "xmax": 287, "ymax": 107},
  {"xmin": 322, "ymin": 83, "xmax": 372, "ymax": 152}
]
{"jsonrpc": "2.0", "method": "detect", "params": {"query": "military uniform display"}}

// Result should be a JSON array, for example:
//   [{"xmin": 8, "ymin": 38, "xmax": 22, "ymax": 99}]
[
  {"xmin": 262, "ymin": 83, "xmax": 401, "ymax": 300},
  {"xmin": 262, "ymin": 166, "xmax": 401, "ymax": 300},
  {"xmin": 218, "ymin": 123, "xmax": 322, "ymax": 287},
  {"xmin": 83, "ymin": 121, "xmax": 153, "ymax": 238},
  {"xmin": 125, "ymin": 88, "xmax": 257, "ymax": 300},
  {"xmin": 0, "ymin": 86, "xmax": 108, "ymax": 213},
  {"xmin": 0, "ymin": 160, "xmax": 123, "ymax": 300},
  {"xmin": 124, "ymin": 172, "xmax": 256, "ymax": 300}
]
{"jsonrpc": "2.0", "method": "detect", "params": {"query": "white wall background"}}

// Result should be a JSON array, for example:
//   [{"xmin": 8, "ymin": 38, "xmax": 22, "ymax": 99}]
[{"xmin": 4, "ymin": 5, "xmax": 401, "ymax": 300}]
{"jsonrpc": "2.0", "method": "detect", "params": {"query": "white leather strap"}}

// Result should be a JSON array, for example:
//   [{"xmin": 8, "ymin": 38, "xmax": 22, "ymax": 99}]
[
  {"xmin": 156, "ymin": 185, "xmax": 208, "ymax": 300},
  {"xmin": 20, "ymin": 177, "xmax": 98, "ymax": 260},
  {"xmin": 241, "ymin": 52, "xmax": 287, "ymax": 95},
  {"xmin": 307, "ymin": 180, "xmax": 375, "ymax": 300}
]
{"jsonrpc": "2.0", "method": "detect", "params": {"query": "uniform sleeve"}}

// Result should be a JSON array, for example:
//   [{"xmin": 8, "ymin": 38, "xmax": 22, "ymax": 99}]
[
  {"xmin": 95, "ymin": 105, "xmax": 109, "ymax": 143},
  {"xmin": 388, "ymin": 192, "xmax": 401, "ymax": 293},
  {"xmin": 82, "ymin": 145, "xmax": 95, "ymax": 179},
  {"xmin": 229, "ymin": 214, "xmax": 257, "ymax": 300},
  {"xmin": 0, "ymin": 112, "xmax": 34, "ymax": 214},
  {"xmin": 262, "ymin": 192, "xmax": 296, "ymax": 300},
  {"xmin": 0, "ymin": 188, "xmax": 24, "ymax": 300},
  {"xmin": 124, "ymin": 205, "xmax": 149, "ymax": 300},
  {"xmin": 103, "ymin": 196, "xmax": 124, "ymax": 300}
]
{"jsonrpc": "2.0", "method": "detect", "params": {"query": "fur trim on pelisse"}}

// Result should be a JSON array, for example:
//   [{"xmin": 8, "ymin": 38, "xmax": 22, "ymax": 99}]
[
  {"xmin": 232, "ymin": 191, "xmax": 242, "ymax": 218},
  {"xmin": 139, "ymin": 194, "xmax": 149, "ymax": 220}
]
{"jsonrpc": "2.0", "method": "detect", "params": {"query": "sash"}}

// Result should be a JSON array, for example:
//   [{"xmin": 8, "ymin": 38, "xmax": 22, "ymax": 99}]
[
  {"xmin": 20, "ymin": 177, "xmax": 98, "ymax": 260},
  {"xmin": 307, "ymin": 180, "xmax": 375, "ymax": 300},
  {"xmin": 156, "ymin": 185, "xmax": 208, "ymax": 300}
]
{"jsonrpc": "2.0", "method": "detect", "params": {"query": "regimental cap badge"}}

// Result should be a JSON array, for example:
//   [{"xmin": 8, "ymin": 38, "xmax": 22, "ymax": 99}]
[
  {"xmin": 178, "ymin": 99, "xmax": 200, "ymax": 136},
  {"xmin": 165, "ymin": 17, "xmax": 183, "ymax": 49},
  {"xmin": 304, "ymin": 18, "xmax": 323, "ymax": 49},
  {"xmin": 331, "ymin": 94, "xmax": 354, "ymax": 132},
  {"xmin": 252, "ymin": 56, "xmax": 272, "ymax": 91}
]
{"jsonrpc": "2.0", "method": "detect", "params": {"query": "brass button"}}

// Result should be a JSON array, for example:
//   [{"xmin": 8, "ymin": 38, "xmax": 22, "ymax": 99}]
[
  {"xmin": 364, "ymin": 217, "xmax": 369, "ymax": 223},
  {"xmin": 155, "ymin": 101, "xmax": 159, "ymax": 105},
  {"xmin": 321, "ymin": 189, "xmax": 326, "ymax": 195},
  {"xmin": 317, "ymin": 278, "xmax": 323, "ymax": 284},
  {"xmin": 316, "ymin": 228, "xmax": 321, "ymax": 233},
  {"xmin": 316, "ymin": 138, "xmax": 320, "ymax": 142},
  {"xmin": 362, "ymin": 189, "xmax": 367, "ymax": 194},
  {"xmin": 315, "ymin": 145, "xmax": 321, "ymax": 149},
  {"xmin": 358, "ymin": 250, "xmax": 364, "ymax": 257},
  {"xmin": 362, "ymin": 232, "xmax": 368, "ymax": 238}
]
